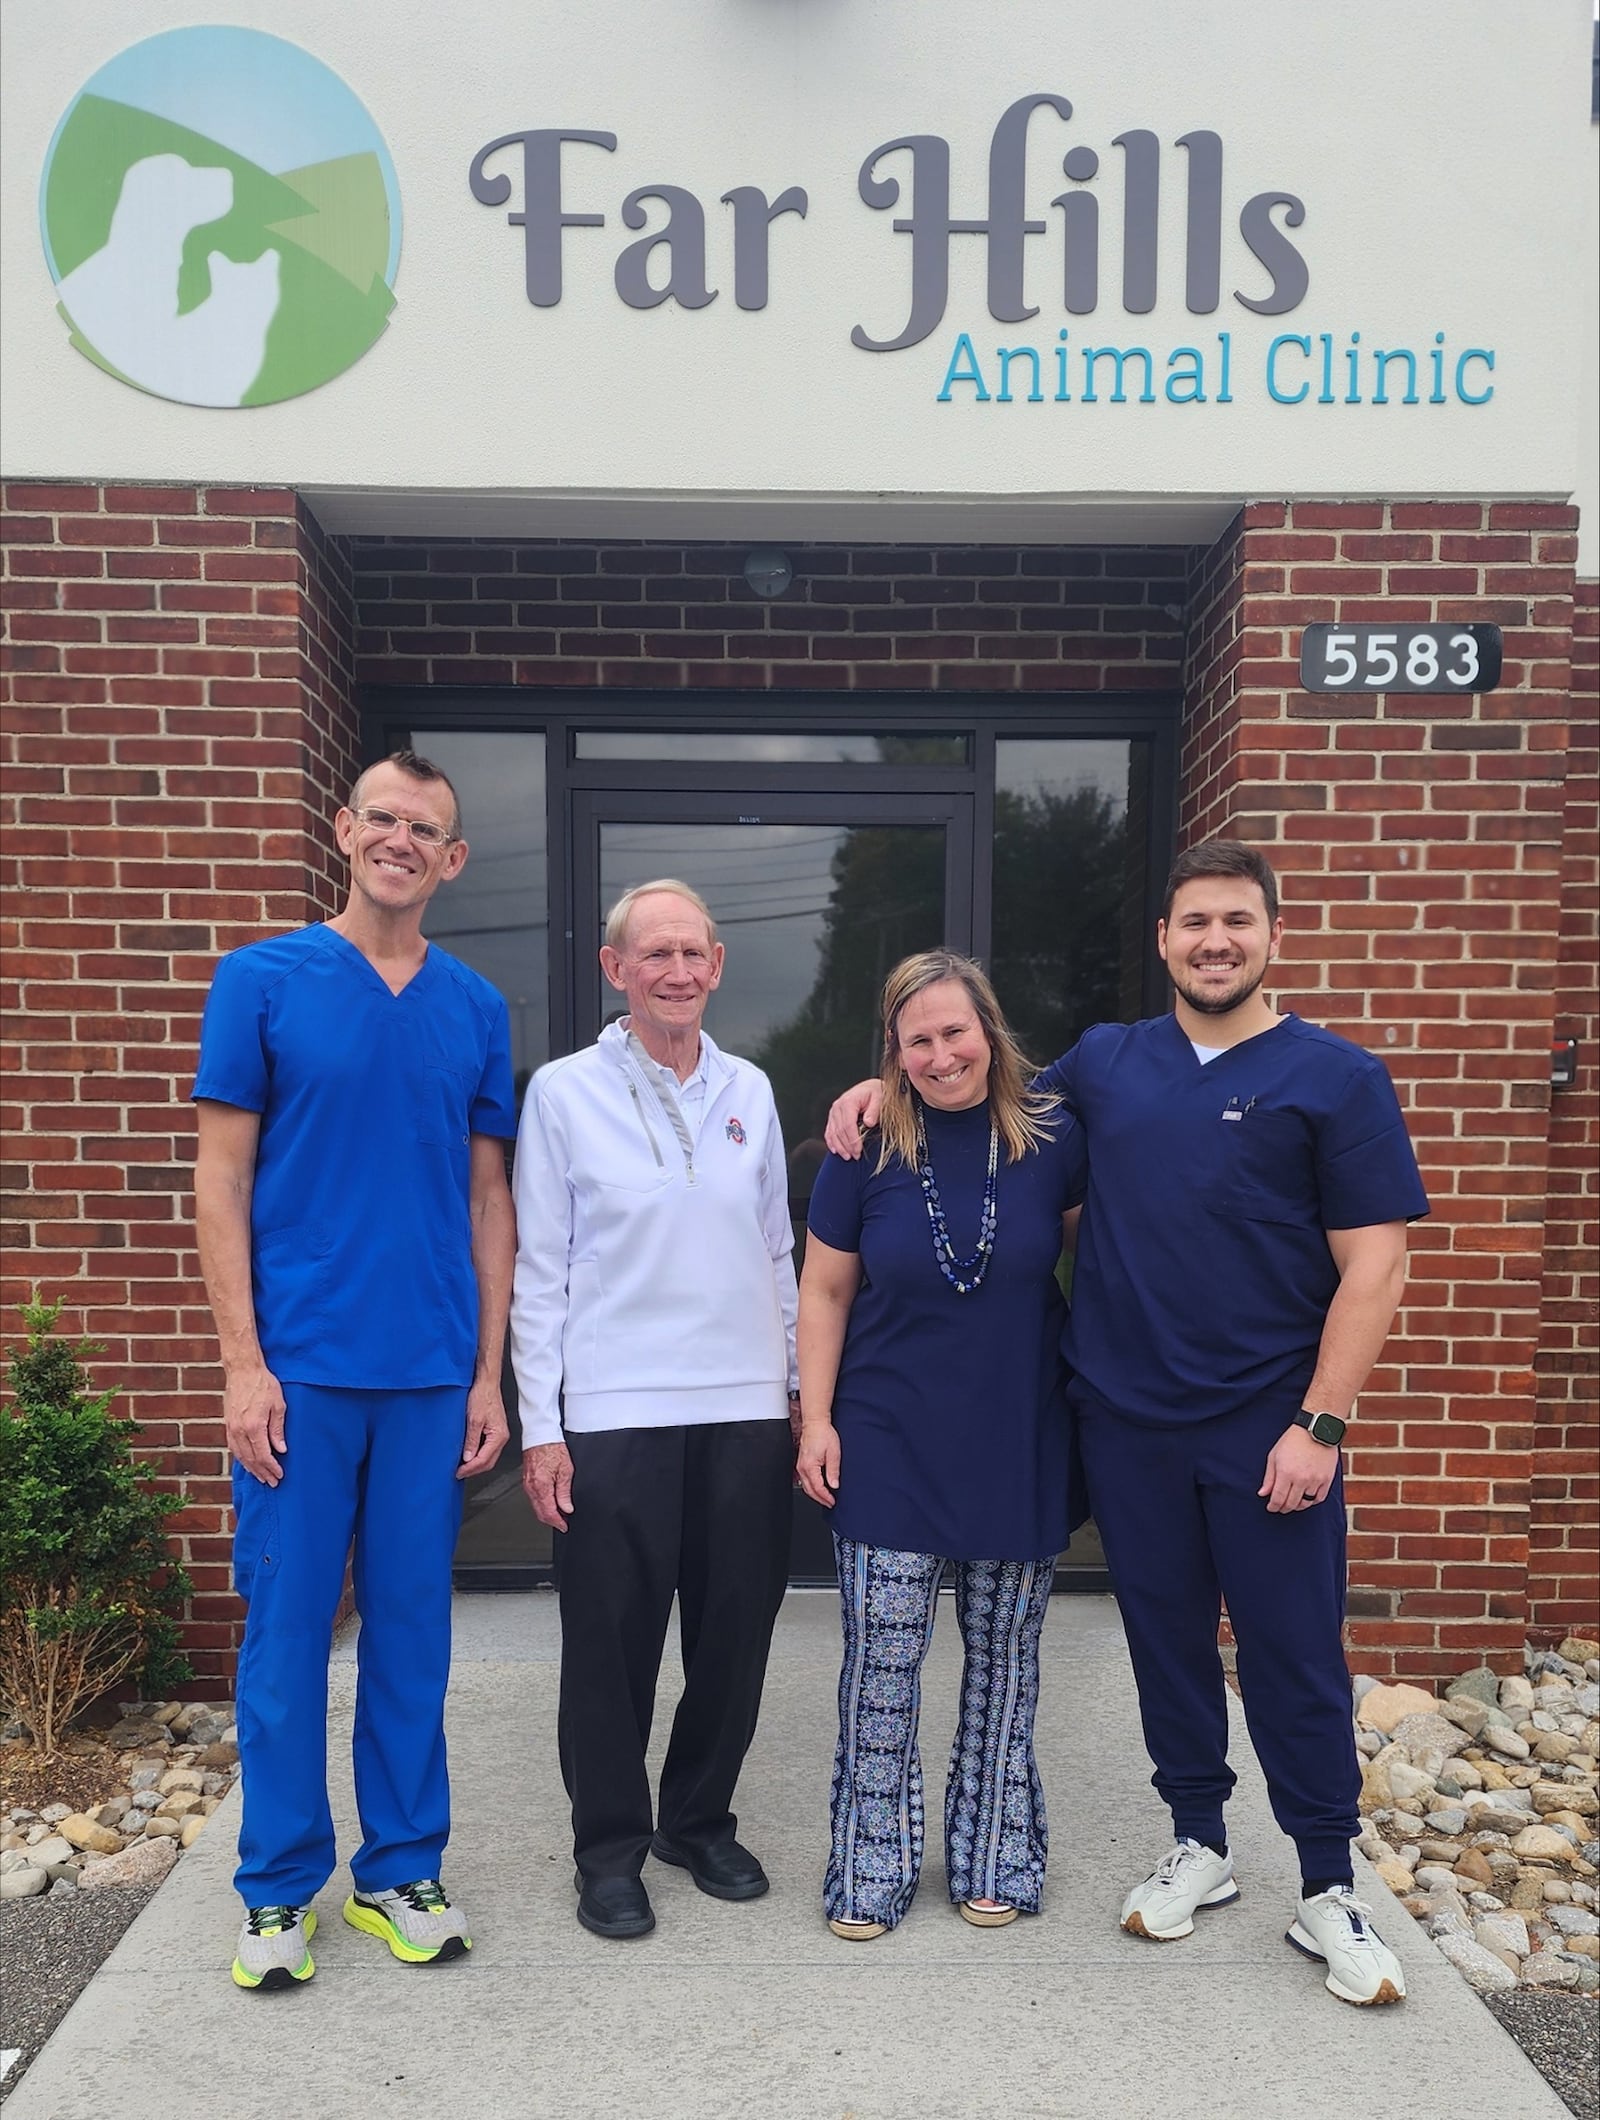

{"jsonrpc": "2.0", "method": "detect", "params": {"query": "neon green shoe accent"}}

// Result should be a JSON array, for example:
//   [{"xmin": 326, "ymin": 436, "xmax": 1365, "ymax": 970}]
[
  {"xmin": 232, "ymin": 1905, "xmax": 317, "ymax": 1989},
  {"xmin": 341, "ymin": 1883, "xmax": 471, "ymax": 1964}
]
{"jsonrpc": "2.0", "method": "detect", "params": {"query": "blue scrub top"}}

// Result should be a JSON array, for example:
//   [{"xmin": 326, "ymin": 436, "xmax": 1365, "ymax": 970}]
[
  {"xmin": 1040, "ymin": 1013, "xmax": 1428, "ymax": 1426},
  {"xmin": 807, "ymin": 1099, "xmax": 1087, "ymax": 1559},
  {"xmin": 192, "ymin": 925, "xmax": 517, "ymax": 1390}
]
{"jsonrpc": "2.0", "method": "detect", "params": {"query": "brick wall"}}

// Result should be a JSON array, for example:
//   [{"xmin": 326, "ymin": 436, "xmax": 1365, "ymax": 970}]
[
  {"xmin": 1529, "ymin": 577, "xmax": 1600, "ymax": 1640},
  {"xmin": 0, "ymin": 483, "xmax": 361, "ymax": 1683},
  {"xmin": 349, "ymin": 538, "xmax": 1190, "ymax": 694},
  {"xmin": 3, "ymin": 493, "xmax": 1595, "ymax": 1686},
  {"xmin": 1183, "ymin": 501, "xmax": 1581, "ymax": 1678}
]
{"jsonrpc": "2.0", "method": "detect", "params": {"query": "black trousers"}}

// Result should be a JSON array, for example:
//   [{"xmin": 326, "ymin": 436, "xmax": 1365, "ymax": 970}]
[{"xmin": 558, "ymin": 1418, "xmax": 793, "ymax": 1879}]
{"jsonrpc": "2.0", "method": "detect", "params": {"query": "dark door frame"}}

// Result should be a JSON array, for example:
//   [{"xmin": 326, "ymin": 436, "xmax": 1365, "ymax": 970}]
[
  {"xmin": 368, "ymin": 687, "xmax": 1181, "ymax": 1592},
  {"xmin": 367, "ymin": 687, "xmax": 1182, "ymax": 1055}
]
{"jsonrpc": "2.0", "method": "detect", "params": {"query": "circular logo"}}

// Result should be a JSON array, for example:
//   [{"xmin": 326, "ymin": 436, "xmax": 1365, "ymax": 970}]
[{"xmin": 39, "ymin": 26, "xmax": 401, "ymax": 408}]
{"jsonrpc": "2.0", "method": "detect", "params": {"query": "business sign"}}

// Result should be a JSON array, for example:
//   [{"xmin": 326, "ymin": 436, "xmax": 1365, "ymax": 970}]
[
  {"xmin": 467, "ymin": 94, "xmax": 1497, "ymax": 414},
  {"xmin": 38, "ymin": 40, "xmax": 1505, "ymax": 423},
  {"xmin": 38, "ymin": 25, "xmax": 401, "ymax": 407},
  {"xmin": 1299, "ymin": 624, "xmax": 1503, "ymax": 694}
]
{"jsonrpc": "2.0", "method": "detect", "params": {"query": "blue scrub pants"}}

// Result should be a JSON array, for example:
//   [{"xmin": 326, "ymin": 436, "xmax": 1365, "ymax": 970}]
[
  {"xmin": 1076, "ymin": 1394, "xmax": 1360, "ymax": 1887},
  {"xmin": 231, "ymin": 1382, "xmax": 467, "ymax": 1907}
]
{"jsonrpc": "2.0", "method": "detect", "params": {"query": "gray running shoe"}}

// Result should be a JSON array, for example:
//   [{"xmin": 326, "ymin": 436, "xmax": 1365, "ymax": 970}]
[
  {"xmin": 232, "ymin": 1904, "xmax": 317, "ymax": 1990},
  {"xmin": 342, "ymin": 1878, "xmax": 471, "ymax": 1963}
]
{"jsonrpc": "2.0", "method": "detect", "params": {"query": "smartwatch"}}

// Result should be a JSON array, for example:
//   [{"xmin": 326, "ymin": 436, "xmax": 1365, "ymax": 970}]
[{"xmin": 1294, "ymin": 1410, "xmax": 1347, "ymax": 1447}]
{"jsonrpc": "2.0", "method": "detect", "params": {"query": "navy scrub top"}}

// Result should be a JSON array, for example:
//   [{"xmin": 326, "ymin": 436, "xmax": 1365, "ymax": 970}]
[
  {"xmin": 807, "ymin": 1098, "xmax": 1087, "ymax": 1560},
  {"xmin": 192, "ymin": 924, "xmax": 517, "ymax": 1390},
  {"xmin": 1039, "ymin": 1012, "xmax": 1428, "ymax": 1427}
]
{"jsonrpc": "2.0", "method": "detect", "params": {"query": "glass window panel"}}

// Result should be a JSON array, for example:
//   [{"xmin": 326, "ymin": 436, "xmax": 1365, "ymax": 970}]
[
  {"xmin": 576, "ymin": 730, "xmax": 967, "ymax": 764},
  {"xmin": 412, "ymin": 730, "xmax": 549, "ymax": 1093},
  {"xmin": 598, "ymin": 821, "xmax": 945, "ymax": 1224},
  {"xmin": 410, "ymin": 730, "xmax": 550, "ymax": 1577},
  {"xmin": 990, "ymin": 738, "xmax": 1150, "ymax": 1072}
]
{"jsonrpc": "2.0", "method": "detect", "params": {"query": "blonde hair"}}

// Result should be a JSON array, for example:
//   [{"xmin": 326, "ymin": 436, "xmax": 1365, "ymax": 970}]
[
  {"xmin": 874, "ymin": 950, "xmax": 1059, "ymax": 1171},
  {"xmin": 604, "ymin": 879, "xmax": 719, "ymax": 952}
]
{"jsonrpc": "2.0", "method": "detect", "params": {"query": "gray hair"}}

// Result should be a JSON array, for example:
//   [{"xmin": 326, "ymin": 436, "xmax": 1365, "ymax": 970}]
[{"xmin": 604, "ymin": 878, "xmax": 719, "ymax": 952}]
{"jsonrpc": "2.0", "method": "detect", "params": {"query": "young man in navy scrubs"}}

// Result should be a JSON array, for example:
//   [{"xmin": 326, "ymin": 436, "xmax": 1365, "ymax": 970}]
[
  {"xmin": 827, "ymin": 839, "xmax": 1426, "ymax": 2007},
  {"xmin": 193, "ymin": 750, "xmax": 517, "ymax": 1992}
]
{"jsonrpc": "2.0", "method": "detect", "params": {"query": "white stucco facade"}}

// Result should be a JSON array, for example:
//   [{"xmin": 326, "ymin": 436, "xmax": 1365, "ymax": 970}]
[{"xmin": 1, "ymin": 0, "xmax": 1595, "ymax": 563}]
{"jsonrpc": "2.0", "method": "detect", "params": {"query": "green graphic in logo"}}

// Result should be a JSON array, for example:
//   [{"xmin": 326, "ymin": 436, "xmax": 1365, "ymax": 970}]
[{"xmin": 39, "ymin": 26, "xmax": 401, "ymax": 408}]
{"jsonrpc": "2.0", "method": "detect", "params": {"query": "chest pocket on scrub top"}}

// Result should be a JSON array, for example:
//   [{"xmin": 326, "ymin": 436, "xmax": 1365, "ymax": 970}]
[
  {"xmin": 414, "ymin": 1063, "xmax": 470, "ymax": 1149},
  {"xmin": 1218, "ymin": 1108, "xmax": 1318, "ymax": 1227}
]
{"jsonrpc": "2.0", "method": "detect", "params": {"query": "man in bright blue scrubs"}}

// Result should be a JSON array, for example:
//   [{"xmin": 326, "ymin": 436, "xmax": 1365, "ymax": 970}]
[
  {"xmin": 193, "ymin": 749, "xmax": 517, "ymax": 1993},
  {"xmin": 827, "ymin": 839, "xmax": 1426, "ymax": 2008}
]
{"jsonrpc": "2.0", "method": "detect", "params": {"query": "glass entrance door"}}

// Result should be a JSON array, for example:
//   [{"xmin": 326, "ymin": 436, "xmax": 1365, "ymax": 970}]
[
  {"xmin": 574, "ymin": 790, "xmax": 972, "ymax": 1581},
  {"xmin": 404, "ymin": 706, "xmax": 1172, "ymax": 1590}
]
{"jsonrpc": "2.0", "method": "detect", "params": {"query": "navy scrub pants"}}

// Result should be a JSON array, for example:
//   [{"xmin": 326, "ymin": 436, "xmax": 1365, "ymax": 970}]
[
  {"xmin": 231, "ymin": 1381, "xmax": 467, "ymax": 1907},
  {"xmin": 1075, "ymin": 1394, "xmax": 1360, "ymax": 1886}
]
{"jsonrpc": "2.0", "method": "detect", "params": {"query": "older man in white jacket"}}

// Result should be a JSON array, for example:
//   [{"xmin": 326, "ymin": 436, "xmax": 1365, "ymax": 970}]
[{"xmin": 510, "ymin": 880, "xmax": 799, "ymax": 1941}]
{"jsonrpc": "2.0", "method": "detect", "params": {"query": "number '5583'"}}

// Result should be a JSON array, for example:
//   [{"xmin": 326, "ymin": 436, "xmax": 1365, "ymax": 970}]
[{"xmin": 1299, "ymin": 623, "xmax": 1502, "ymax": 694}]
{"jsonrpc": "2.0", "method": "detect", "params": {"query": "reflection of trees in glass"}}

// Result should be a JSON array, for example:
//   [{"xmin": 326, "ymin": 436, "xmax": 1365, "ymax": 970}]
[
  {"xmin": 753, "ymin": 827, "xmax": 944, "ymax": 1159},
  {"xmin": 990, "ymin": 784, "xmax": 1133, "ymax": 1070}
]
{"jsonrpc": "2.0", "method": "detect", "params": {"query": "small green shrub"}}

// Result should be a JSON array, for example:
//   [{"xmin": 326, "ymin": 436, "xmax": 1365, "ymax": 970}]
[{"xmin": 0, "ymin": 1292, "xmax": 193, "ymax": 1756}]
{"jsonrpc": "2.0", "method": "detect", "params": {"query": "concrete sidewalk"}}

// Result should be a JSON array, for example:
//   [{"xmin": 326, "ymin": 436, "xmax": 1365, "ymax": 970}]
[{"xmin": 4, "ymin": 1593, "xmax": 1571, "ymax": 2120}]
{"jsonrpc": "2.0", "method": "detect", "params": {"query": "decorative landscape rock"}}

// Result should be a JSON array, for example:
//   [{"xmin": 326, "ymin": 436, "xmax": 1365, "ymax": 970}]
[
  {"xmin": 1358, "ymin": 1682, "xmax": 1440, "ymax": 1733},
  {"xmin": 1, "ymin": 1698, "xmax": 239, "ymax": 1924},
  {"xmin": 55, "ymin": 1814, "xmax": 120, "ymax": 1854},
  {"xmin": 78, "ymin": 1836, "xmax": 179, "ymax": 1891},
  {"xmin": 1435, "ymin": 1933, "xmax": 1519, "ymax": 1992},
  {"xmin": 1348, "ymin": 1648, "xmax": 1600, "ymax": 2008},
  {"xmin": 1511, "ymin": 1824, "xmax": 1580, "ymax": 1863},
  {"xmin": 1447, "ymin": 1668, "xmax": 1503, "ymax": 1709},
  {"xmin": 1387, "ymin": 1712, "xmax": 1464, "ymax": 1771}
]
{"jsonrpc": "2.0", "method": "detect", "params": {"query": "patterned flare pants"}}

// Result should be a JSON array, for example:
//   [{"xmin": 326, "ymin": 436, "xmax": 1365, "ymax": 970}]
[{"xmin": 825, "ymin": 1537, "xmax": 1057, "ymax": 1930}]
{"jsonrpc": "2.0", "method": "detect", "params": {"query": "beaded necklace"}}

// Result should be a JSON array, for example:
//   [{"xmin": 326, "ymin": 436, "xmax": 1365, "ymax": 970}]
[{"xmin": 914, "ymin": 1108, "xmax": 999, "ymax": 1295}]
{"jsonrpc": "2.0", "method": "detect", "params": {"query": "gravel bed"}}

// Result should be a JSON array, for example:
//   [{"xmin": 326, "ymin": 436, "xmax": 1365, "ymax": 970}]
[
  {"xmin": 1483, "ymin": 1990, "xmax": 1600, "ymax": 2119},
  {"xmin": 0, "ymin": 1884, "xmax": 159, "ymax": 2099}
]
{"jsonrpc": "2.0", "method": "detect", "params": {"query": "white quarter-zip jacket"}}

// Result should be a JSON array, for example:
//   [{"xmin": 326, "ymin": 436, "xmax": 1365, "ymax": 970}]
[{"xmin": 509, "ymin": 1021, "xmax": 799, "ymax": 1445}]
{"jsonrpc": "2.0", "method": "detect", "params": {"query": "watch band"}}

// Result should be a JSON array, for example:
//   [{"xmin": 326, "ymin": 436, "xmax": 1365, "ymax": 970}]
[{"xmin": 1294, "ymin": 1409, "xmax": 1347, "ymax": 1447}]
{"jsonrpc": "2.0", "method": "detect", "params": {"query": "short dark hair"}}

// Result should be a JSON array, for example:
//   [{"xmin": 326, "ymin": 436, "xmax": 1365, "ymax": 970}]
[
  {"xmin": 348, "ymin": 749, "xmax": 462, "ymax": 839},
  {"xmin": 1161, "ymin": 839, "xmax": 1279, "ymax": 924}
]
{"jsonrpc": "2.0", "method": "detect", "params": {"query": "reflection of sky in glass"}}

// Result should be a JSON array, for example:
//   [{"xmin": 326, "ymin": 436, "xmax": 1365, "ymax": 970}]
[
  {"xmin": 415, "ymin": 731, "xmax": 548, "ymax": 1075},
  {"xmin": 600, "ymin": 824, "xmax": 843, "ymax": 1059},
  {"xmin": 577, "ymin": 732, "xmax": 965, "ymax": 764},
  {"xmin": 995, "ymin": 738, "xmax": 1130, "ymax": 810}
]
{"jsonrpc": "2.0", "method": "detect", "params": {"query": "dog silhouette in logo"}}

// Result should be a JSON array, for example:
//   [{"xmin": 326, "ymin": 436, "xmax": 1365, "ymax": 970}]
[{"xmin": 58, "ymin": 154, "xmax": 281, "ymax": 407}]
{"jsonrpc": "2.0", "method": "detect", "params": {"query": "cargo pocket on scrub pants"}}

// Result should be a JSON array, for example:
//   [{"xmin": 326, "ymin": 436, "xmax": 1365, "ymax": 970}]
[{"xmin": 231, "ymin": 1465, "xmax": 281, "ymax": 1607}]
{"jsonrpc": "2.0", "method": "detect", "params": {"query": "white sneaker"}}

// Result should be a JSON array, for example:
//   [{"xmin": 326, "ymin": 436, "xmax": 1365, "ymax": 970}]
[
  {"xmin": 232, "ymin": 1904, "xmax": 316, "ymax": 1990},
  {"xmin": 1120, "ymin": 1839, "xmax": 1240, "ymax": 1939},
  {"xmin": 1287, "ymin": 1886, "xmax": 1407, "ymax": 2005},
  {"xmin": 342, "ymin": 1878, "xmax": 471, "ymax": 1964}
]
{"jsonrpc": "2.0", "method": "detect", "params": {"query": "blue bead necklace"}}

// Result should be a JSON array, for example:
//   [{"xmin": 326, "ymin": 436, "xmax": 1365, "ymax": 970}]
[{"xmin": 915, "ymin": 1112, "xmax": 999, "ymax": 1296}]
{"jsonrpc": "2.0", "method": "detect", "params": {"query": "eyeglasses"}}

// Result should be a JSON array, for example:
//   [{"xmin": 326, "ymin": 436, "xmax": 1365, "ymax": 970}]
[{"xmin": 349, "ymin": 805, "xmax": 457, "ymax": 849}]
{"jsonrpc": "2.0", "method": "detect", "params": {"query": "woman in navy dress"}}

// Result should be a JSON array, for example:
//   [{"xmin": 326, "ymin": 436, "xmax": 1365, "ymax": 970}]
[{"xmin": 797, "ymin": 951, "xmax": 1086, "ymax": 1938}]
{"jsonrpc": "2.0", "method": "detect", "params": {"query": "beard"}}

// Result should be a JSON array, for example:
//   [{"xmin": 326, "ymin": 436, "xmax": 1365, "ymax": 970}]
[{"xmin": 1170, "ymin": 959, "xmax": 1269, "ymax": 1017}]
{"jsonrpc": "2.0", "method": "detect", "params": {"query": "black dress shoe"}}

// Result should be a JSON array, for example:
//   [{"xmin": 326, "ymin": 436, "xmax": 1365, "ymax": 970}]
[
  {"xmin": 573, "ymin": 1870, "xmax": 655, "ymax": 1939},
  {"xmin": 650, "ymin": 1832, "xmax": 770, "ymax": 1901}
]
